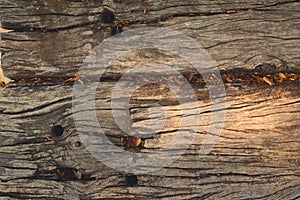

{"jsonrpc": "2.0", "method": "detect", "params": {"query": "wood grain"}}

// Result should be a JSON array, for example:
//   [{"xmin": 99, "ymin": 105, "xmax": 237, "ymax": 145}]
[
  {"xmin": 0, "ymin": 0, "xmax": 299, "ymax": 199},
  {"xmin": 0, "ymin": 0, "xmax": 299, "ymax": 77},
  {"xmin": 0, "ymin": 82, "xmax": 300, "ymax": 199}
]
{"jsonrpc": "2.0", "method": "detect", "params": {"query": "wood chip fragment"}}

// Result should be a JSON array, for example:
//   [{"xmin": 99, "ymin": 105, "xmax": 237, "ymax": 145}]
[
  {"xmin": 0, "ymin": 27, "xmax": 13, "ymax": 33},
  {"xmin": 262, "ymin": 76, "xmax": 273, "ymax": 86},
  {"xmin": 226, "ymin": 77, "xmax": 233, "ymax": 83},
  {"xmin": 275, "ymin": 73, "xmax": 286, "ymax": 83},
  {"xmin": 226, "ymin": 9, "xmax": 237, "ymax": 13},
  {"xmin": 287, "ymin": 73, "xmax": 297, "ymax": 81},
  {"xmin": 121, "ymin": 136, "xmax": 142, "ymax": 148},
  {"xmin": 0, "ymin": 66, "xmax": 13, "ymax": 85}
]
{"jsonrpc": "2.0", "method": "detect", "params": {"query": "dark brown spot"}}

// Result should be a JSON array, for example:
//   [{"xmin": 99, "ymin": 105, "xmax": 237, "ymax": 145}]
[
  {"xmin": 102, "ymin": 9, "xmax": 115, "ymax": 24},
  {"xmin": 51, "ymin": 125, "xmax": 64, "ymax": 137},
  {"xmin": 125, "ymin": 174, "xmax": 138, "ymax": 186},
  {"xmin": 56, "ymin": 168, "xmax": 76, "ymax": 181}
]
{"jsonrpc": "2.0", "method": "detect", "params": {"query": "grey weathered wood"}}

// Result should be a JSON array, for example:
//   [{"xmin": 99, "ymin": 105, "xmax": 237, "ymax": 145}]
[
  {"xmin": 1, "ymin": 82, "xmax": 300, "ymax": 199},
  {"xmin": 0, "ymin": 0, "xmax": 299, "ymax": 77},
  {"xmin": 0, "ymin": 0, "xmax": 300, "ymax": 199}
]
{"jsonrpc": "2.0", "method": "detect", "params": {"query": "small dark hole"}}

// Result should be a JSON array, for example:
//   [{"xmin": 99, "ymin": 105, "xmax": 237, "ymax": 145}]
[
  {"xmin": 161, "ymin": 15, "xmax": 168, "ymax": 21},
  {"xmin": 102, "ymin": 9, "xmax": 115, "ymax": 24},
  {"xmin": 75, "ymin": 141, "xmax": 81, "ymax": 147},
  {"xmin": 111, "ymin": 25, "xmax": 122, "ymax": 36},
  {"xmin": 51, "ymin": 125, "xmax": 64, "ymax": 137},
  {"xmin": 125, "ymin": 174, "xmax": 138, "ymax": 186}
]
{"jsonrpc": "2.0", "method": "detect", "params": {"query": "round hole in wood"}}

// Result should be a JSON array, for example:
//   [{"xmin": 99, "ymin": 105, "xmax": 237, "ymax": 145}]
[
  {"xmin": 125, "ymin": 175, "xmax": 138, "ymax": 186},
  {"xmin": 102, "ymin": 9, "xmax": 115, "ymax": 24},
  {"xmin": 51, "ymin": 125, "xmax": 64, "ymax": 137},
  {"xmin": 75, "ymin": 141, "xmax": 81, "ymax": 147}
]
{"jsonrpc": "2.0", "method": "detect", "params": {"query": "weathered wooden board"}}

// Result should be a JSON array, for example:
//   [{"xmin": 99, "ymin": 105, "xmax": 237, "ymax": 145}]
[
  {"xmin": 0, "ymin": 0, "xmax": 299, "ymax": 77},
  {"xmin": 0, "ymin": 0, "xmax": 300, "ymax": 199},
  {"xmin": 0, "ymin": 81, "xmax": 300, "ymax": 199}
]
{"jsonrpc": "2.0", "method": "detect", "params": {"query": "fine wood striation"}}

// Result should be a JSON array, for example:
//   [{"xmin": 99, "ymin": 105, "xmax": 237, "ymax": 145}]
[{"xmin": 0, "ymin": 0, "xmax": 299, "ymax": 199}]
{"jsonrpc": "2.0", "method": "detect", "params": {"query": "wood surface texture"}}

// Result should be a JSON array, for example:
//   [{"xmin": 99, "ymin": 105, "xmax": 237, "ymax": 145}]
[{"xmin": 0, "ymin": 0, "xmax": 299, "ymax": 199}]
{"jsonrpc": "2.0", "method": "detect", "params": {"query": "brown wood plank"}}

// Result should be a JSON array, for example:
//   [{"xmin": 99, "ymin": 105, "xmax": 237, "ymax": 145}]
[
  {"xmin": 0, "ymin": 0, "xmax": 299, "ymax": 78},
  {"xmin": 0, "ymin": 82, "xmax": 300, "ymax": 199},
  {"xmin": 0, "ymin": 0, "xmax": 300, "ymax": 199}
]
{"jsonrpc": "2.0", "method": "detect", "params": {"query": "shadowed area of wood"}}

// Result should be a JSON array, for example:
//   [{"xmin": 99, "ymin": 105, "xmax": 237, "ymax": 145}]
[{"xmin": 0, "ymin": 0, "xmax": 299, "ymax": 199}]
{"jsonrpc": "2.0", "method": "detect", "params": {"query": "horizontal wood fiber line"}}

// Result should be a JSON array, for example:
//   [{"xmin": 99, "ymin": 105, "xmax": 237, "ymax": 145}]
[
  {"xmin": 0, "ymin": 78, "xmax": 299, "ymax": 199},
  {"xmin": 0, "ymin": 1, "xmax": 299, "ymax": 78}
]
